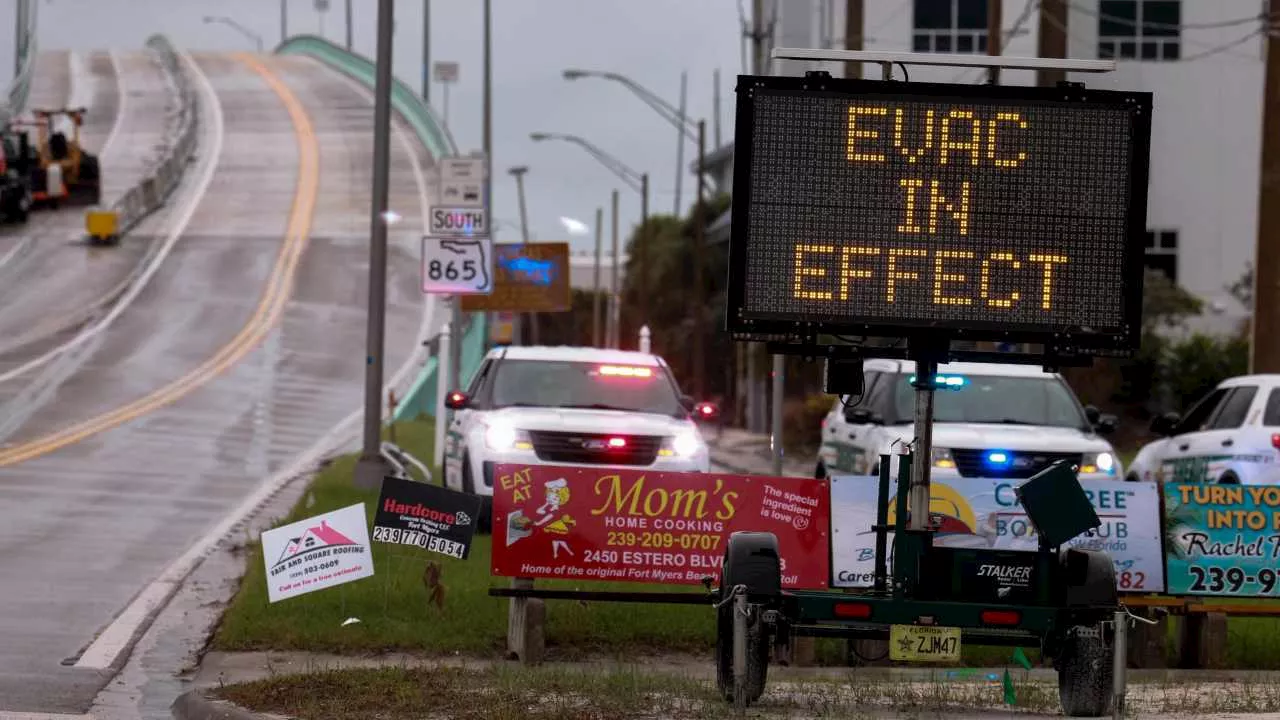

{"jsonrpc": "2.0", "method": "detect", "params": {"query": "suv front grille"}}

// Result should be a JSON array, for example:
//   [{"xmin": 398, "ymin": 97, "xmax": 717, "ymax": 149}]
[
  {"xmin": 950, "ymin": 449, "xmax": 1082, "ymax": 479},
  {"xmin": 527, "ymin": 430, "xmax": 663, "ymax": 466}
]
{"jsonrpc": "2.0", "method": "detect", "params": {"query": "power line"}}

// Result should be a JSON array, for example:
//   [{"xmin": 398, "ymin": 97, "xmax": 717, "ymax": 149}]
[
  {"xmin": 1178, "ymin": 26, "xmax": 1267, "ymax": 61},
  {"xmin": 1041, "ymin": 6, "xmax": 1265, "ymax": 63},
  {"xmin": 1064, "ymin": 0, "xmax": 1268, "ymax": 31},
  {"xmin": 951, "ymin": 0, "xmax": 1040, "ymax": 82}
]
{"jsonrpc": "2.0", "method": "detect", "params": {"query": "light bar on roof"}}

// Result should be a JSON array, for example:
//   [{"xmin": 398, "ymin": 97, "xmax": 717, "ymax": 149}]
[{"xmin": 598, "ymin": 365, "xmax": 653, "ymax": 377}]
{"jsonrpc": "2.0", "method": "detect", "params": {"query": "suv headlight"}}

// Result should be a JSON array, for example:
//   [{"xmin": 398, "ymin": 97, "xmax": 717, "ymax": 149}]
[
  {"xmin": 1080, "ymin": 451, "xmax": 1116, "ymax": 476},
  {"xmin": 661, "ymin": 431, "xmax": 704, "ymax": 458},
  {"xmin": 485, "ymin": 423, "xmax": 532, "ymax": 451},
  {"xmin": 931, "ymin": 447, "xmax": 956, "ymax": 469}
]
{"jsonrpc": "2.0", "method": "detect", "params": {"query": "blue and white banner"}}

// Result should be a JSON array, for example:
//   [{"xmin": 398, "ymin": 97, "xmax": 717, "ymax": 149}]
[{"xmin": 828, "ymin": 475, "xmax": 1165, "ymax": 593}]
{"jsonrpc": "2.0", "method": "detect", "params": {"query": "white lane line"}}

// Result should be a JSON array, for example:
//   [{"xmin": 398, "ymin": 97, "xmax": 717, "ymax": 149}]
[
  {"xmin": 72, "ymin": 57, "xmax": 440, "ymax": 672},
  {"xmin": 98, "ymin": 50, "xmax": 127, "ymax": 167},
  {"xmin": 0, "ymin": 707, "xmax": 92, "ymax": 712},
  {"xmin": 0, "ymin": 50, "xmax": 222, "ymax": 387}
]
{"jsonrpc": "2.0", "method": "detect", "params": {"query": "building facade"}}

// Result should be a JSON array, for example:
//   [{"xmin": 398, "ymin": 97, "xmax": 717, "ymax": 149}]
[{"xmin": 716, "ymin": 0, "xmax": 1264, "ymax": 327}]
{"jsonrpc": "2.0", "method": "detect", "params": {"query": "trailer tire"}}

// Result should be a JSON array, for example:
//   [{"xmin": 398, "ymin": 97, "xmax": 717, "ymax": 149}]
[
  {"xmin": 1057, "ymin": 625, "xmax": 1113, "ymax": 717},
  {"xmin": 715, "ymin": 532, "xmax": 780, "ymax": 705}
]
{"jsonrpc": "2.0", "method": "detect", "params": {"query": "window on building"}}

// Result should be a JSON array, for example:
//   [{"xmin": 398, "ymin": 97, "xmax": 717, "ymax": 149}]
[
  {"xmin": 1144, "ymin": 229, "xmax": 1178, "ymax": 283},
  {"xmin": 913, "ymin": 0, "xmax": 989, "ymax": 53},
  {"xmin": 1098, "ymin": 0, "xmax": 1181, "ymax": 61}
]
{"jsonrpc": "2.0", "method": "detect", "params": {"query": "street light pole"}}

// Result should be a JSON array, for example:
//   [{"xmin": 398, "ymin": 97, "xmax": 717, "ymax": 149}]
[
  {"xmin": 593, "ymin": 206, "xmax": 603, "ymax": 348},
  {"xmin": 674, "ymin": 71, "xmax": 687, "ymax": 216},
  {"xmin": 693, "ymin": 120, "xmax": 706, "ymax": 398},
  {"xmin": 203, "ymin": 16, "xmax": 265, "ymax": 53},
  {"xmin": 510, "ymin": 165, "xmax": 537, "ymax": 345},
  {"xmin": 610, "ymin": 189, "xmax": 620, "ymax": 350},
  {"xmin": 281, "ymin": 0, "xmax": 288, "ymax": 44},
  {"xmin": 639, "ymin": 172, "xmax": 649, "ymax": 328},
  {"xmin": 422, "ymin": 0, "xmax": 431, "ymax": 102},
  {"xmin": 354, "ymin": 0, "xmax": 395, "ymax": 490}
]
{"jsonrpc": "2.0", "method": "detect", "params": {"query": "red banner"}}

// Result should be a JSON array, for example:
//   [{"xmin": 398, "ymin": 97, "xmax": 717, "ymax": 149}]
[{"xmin": 490, "ymin": 464, "xmax": 830, "ymax": 589}]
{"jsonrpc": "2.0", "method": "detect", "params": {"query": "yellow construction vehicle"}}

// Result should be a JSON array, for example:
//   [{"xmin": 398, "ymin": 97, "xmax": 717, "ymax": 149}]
[{"xmin": 26, "ymin": 107, "xmax": 101, "ymax": 209}]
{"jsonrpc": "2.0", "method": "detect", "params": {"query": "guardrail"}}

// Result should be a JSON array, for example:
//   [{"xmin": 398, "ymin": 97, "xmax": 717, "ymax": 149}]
[
  {"xmin": 103, "ymin": 34, "xmax": 200, "ymax": 238},
  {"xmin": 274, "ymin": 33, "xmax": 488, "ymax": 420}
]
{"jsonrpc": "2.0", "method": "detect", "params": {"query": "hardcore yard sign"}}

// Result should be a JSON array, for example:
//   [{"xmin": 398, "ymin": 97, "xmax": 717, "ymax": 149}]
[
  {"xmin": 260, "ymin": 503, "xmax": 375, "ymax": 603},
  {"xmin": 490, "ymin": 464, "xmax": 831, "ymax": 589},
  {"xmin": 373, "ymin": 476, "xmax": 483, "ymax": 560}
]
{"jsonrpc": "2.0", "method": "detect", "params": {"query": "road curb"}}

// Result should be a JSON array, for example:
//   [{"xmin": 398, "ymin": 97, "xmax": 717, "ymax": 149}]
[{"xmin": 172, "ymin": 689, "xmax": 287, "ymax": 720}]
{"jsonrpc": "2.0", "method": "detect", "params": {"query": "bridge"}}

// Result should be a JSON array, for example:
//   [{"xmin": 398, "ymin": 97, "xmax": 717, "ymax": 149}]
[{"xmin": 0, "ymin": 35, "xmax": 475, "ymax": 716}]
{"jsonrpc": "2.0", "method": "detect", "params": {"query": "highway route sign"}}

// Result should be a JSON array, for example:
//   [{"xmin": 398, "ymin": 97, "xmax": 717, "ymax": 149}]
[
  {"xmin": 430, "ymin": 206, "xmax": 488, "ymax": 236},
  {"xmin": 461, "ymin": 242, "xmax": 570, "ymax": 312},
  {"xmin": 421, "ymin": 235, "xmax": 493, "ymax": 294},
  {"xmin": 439, "ymin": 155, "xmax": 485, "ymax": 207}
]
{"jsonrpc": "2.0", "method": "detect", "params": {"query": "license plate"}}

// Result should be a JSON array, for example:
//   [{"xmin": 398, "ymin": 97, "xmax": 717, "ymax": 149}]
[{"xmin": 889, "ymin": 624, "xmax": 962, "ymax": 663}]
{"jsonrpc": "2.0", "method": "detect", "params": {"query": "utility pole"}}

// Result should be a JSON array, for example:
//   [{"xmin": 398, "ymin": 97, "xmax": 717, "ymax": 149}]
[
  {"xmin": 510, "ymin": 166, "xmax": 536, "ymax": 345},
  {"xmin": 639, "ymin": 173, "xmax": 650, "ymax": 333},
  {"xmin": 844, "ymin": 0, "xmax": 864, "ymax": 79},
  {"xmin": 345, "ymin": 0, "xmax": 353, "ymax": 50},
  {"xmin": 422, "ymin": 0, "xmax": 430, "ymax": 102},
  {"xmin": 986, "ymin": 0, "xmax": 1003, "ymax": 84},
  {"xmin": 354, "ymin": 0, "xmax": 395, "ymax": 490},
  {"xmin": 713, "ymin": 69, "xmax": 722, "ymax": 147},
  {"xmin": 610, "ymin": 189, "xmax": 620, "ymax": 349},
  {"xmin": 593, "ymin": 206, "xmax": 603, "ymax": 347},
  {"xmin": 1036, "ymin": 0, "xmax": 1068, "ymax": 87},
  {"xmin": 673, "ymin": 71, "xmax": 687, "ymax": 217},
  {"xmin": 1254, "ymin": 8, "xmax": 1280, "ymax": 373},
  {"xmin": 281, "ymin": 0, "xmax": 288, "ymax": 44},
  {"xmin": 693, "ymin": 120, "xmax": 707, "ymax": 398},
  {"xmin": 14, "ymin": 0, "xmax": 26, "ymax": 76}
]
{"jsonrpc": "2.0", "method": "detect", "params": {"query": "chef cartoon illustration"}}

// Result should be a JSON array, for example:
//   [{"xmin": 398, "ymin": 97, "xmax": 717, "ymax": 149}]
[{"xmin": 506, "ymin": 476, "xmax": 576, "ymax": 547}]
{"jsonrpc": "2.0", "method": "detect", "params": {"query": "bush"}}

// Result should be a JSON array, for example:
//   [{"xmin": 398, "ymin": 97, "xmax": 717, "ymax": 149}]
[
  {"xmin": 1162, "ymin": 332, "xmax": 1249, "ymax": 411},
  {"xmin": 782, "ymin": 393, "xmax": 834, "ymax": 456}
]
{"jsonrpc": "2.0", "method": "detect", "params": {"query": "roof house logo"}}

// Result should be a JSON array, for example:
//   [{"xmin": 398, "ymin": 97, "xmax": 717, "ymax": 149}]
[{"xmin": 272, "ymin": 520, "xmax": 358, "ymax": 570}]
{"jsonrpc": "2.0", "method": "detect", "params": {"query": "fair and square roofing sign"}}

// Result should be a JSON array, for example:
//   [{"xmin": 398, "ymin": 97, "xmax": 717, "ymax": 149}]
[{"xmin": 261, "ymin": 503, "xmax": 375, "ymax": 603}]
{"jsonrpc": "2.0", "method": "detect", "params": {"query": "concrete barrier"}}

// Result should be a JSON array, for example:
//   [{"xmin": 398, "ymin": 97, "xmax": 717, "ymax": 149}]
[{"xmin": 275, "ymin": 34, "xmax": 488, "ymax": 420}]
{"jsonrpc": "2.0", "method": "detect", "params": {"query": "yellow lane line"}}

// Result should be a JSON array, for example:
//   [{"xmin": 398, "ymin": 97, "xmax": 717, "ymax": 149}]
[{"xmin": 0, "ymin": 53, "xmax": 319, "ymax": 468}]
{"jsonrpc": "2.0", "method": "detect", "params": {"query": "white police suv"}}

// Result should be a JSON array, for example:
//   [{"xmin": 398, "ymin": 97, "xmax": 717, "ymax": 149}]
[
  {"xmin": 442, "ymin": 345, "xmax": 716, "ymax": 531},
  {"xmin": 1127, "ymin": 374, "xmax": 1280, "ymax": 484},
  {"xmin": 816, "ymin": 359, "xmax": 1122, "ymax": 482}
]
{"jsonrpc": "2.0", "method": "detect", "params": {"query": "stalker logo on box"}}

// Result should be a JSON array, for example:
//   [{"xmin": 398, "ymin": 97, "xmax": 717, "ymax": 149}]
[{"xmin": 373, "ymin": 476, "xmax": 483, "ymax": 559}]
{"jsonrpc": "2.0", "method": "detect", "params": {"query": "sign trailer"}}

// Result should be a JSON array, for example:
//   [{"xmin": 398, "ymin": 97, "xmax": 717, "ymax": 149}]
[{"xmin": 708, "ymin": 50, "xmax": 1152, "ymax": 718}]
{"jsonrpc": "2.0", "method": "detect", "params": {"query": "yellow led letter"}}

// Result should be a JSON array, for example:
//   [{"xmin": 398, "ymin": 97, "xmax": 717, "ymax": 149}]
[
  {"xmin": 980, "ymin": 252, "xmax": 1022, "ymax": 308},
  {"xmin": 847, "ymin": 105, "xmax": 888, "ymax": 162},
  {"xmin": 893, "ymin": 108, "xmax": 934, "ymax": 163},
  {"xmin": 898, "ymin": 178, "xmax": 926, "ymax": 233},
  {"xmin": 933, "ymin": 250, "xmax": 975, "ymax": 306},
  {"xmin": 793, "ymin": 244, "xmax": 835, "ymax": 300},
  {"xmin": 1028, "ymin": 254, "xmax": 1069, "ymax": 310},
  {"xmin": 839, "ymin": 246, "xmax": 879, "ymax": 300},
  {"xmin": 939, "ymin": 109, "xmax": 982, "ymax": 165},
  {"xmin": 886, "ymin": 248, "xmax": 927, "ymax": 302},
  {"xmin": 927, "ymin": 180, "xmax": 971, "ymax": 235},
  {"xmin": 986, "ymin": 112, "xmax": 1029, "ymax": 169}
]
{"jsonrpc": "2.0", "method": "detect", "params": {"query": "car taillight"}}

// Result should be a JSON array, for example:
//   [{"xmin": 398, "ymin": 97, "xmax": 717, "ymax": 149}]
[
  {"xmin": 598, "ymin": 365, "xmax": 653, "ymax": 377},
  {"xmin": 1272, "ymin": 434, "xmax": 1280, "ymax": 450}
]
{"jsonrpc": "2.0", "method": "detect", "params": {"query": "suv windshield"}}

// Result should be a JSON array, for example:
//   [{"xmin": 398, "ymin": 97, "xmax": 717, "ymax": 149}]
[
  {"xmin": 891, "ymin": 373, "xmax": 1087, "ymax": 429},
  {"xmin": 489, "ymin": 359, "xmax": 686, "ymax": 416}
]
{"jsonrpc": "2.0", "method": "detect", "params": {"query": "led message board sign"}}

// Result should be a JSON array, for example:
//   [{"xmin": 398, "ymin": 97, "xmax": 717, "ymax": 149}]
[{"xmin": 725, "ymin": 75, "xmax": 1152, "ymax": 355}]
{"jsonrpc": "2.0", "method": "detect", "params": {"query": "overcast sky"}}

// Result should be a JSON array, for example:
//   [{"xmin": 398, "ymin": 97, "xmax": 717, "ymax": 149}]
[{"xmin": 9, "ymin": 0, "xmax": 745, "ymax": 252}]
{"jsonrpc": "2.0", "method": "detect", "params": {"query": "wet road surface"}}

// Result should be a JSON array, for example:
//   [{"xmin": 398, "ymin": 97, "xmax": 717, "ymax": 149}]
[
  {"xmin": 0, "ymin": 50, "xmax": 181, "ymax": 366},
  {"xmin": 0, "ymin": 51, "xmax": 436, "ymax": 715}
]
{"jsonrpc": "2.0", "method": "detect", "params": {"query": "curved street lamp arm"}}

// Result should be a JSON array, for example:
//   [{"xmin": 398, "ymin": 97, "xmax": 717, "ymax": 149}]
[
  {"xmin": 568, "ymin": 69, "xmax": 698, "ymax": 142},
  {"xmin": 533, "ymin": 132, "xmax": 644, "ymax": 194}
]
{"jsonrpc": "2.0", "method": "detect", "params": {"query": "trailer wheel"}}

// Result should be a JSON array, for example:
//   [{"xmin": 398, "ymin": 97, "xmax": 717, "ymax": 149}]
[
  {"xmin": 1057, "ymin": 625, "xmax": 1113, "ymax": 717},
  {"xmin": 715, "ymin": 532, "xmax": 780, "ymax": 705}
]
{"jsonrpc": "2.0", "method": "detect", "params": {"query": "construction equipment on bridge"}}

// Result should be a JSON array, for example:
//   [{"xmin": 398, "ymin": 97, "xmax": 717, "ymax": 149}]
[
  {"xmin": 0, "ymin": 126, "xmax": 33, "ymax": 224},
  {"xmin": 26, "ymin": 108, "xmax": 101, "ymax": 209},
  {"xmin": 84, "ymin": 209, "xmax": 119, "ymax": 245}
]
